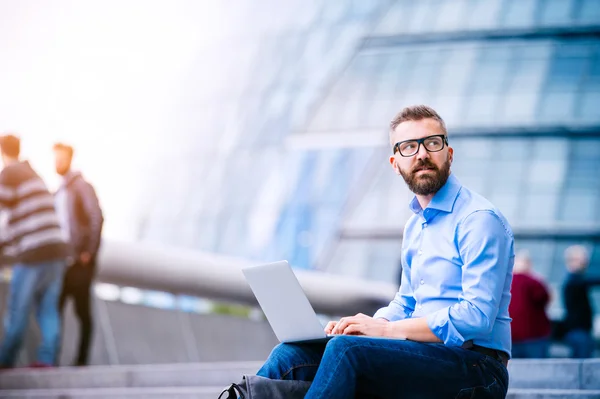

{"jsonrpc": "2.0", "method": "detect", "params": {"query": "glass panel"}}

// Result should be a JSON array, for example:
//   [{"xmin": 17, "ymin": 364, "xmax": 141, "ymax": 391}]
[
  {"xmin": 367, "ymin": 52, "xmax": 414, "ymax": 127},
  {"xmin": 501, "ymin": 44, "xmax": 551, "ymax": 124},
  {"xmin": 539, "ymin": 0, "xmax": 575, "ymax": 26},
  {"xmin": 527, "ymin": 138, "xmax": 568, "ymax": 190},
  {"xmin": 522, "ymin": 193, "xmax": 559, "ymax": 226},
  {"xmin": 402, "ymin": 48, "xmax": 444, "ymax": 106},
  {"xmin": 579, "ymin": 90, "xmax": 600, "ymax": 123},
  {"xmin": 433, "ymin": 0, "xmax": 468, "ymax": 31},
  {"xmin": 499, "ymin": 0, "xmax": 537, "ymax": 28},
  {"xmin": 465, "ymin": 0, "xmax": 503, "ymax": 29},
  {"xmin": 577, "ymin": 0, "xmax": 600, "ymax": 24},
  {"xmin": 560, "ymin": 190, "xmax": 598, "ymax": 223},
  {"xmin": 464, "ymin": 45, "xmax": 512, "ymax": 125},
  {"xmin": 375, "ymin": 1, "xmax": 415, "ymax": 35},
  {"xmin": 584, "ymin": 53, "xmax": 600, "ymax": 90},
  {"xmin": 544, "ymin": 50, "xmax": 588, "ymax": 92},
  {"xmin": 538, "ymin": 91, "xmax": 577, "ymax": 123},
  {"xmin": 406, "ymin": 0, "xmax": 439, "ymax": 33}
]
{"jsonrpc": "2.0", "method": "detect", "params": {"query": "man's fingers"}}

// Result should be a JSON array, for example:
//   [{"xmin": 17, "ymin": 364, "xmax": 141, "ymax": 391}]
[
  {"xmin": 332, "ymin": 317, "xmax": 353, "ymax": 334},
  {"xmin": 333, "ymin": 316, "xmax": 363, "ymax": 334},
  {"xmin": 324, "ymin": 321, "xmax": 337, "ymax": 334},
  {"xmin": 343, "ymin": 324, "xmax": 363, "ymax": 335}
]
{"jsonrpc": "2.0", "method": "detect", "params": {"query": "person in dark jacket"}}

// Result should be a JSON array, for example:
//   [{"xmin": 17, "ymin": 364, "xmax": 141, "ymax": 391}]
[
  {"xmin": 0, "ymin": 134, "xmax": 68, "ymax": 368},
  {"xmin": 54, "ymin": 143, "xmax": 103, "ymax": 366},
  {"xmin": 509, "ymin": 251, "xmax": 551, "ymax": 358},
  {"xmin": 562, "ymin": 245, "xmax": 600, "ymax": 359}
]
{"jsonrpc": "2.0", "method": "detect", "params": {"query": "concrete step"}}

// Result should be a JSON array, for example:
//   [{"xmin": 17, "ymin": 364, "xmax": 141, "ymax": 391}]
[
  {"xmin": 1, "ymin": 359, "xmax": 600, "ymax": 398},
  {"xmin": 0, "ymin": 362, "xmax": 262, "ymax": 390},
  {"xmin": 507, "ymin": 389, "xmax": 600, "ymax": 399},
  {"xmin": 508, "ymin": 359, "xmax": 600, "ymax": 390},
  {"xmin": 2, "ymin": 388, "xmax": 600, "ymax": 399},
  {"xmin": 0, "ymin": 386, "xmax": 224, "ymax": 399}
]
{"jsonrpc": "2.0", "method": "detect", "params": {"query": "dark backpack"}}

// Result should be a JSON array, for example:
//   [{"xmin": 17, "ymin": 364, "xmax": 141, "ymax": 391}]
[{"xmin": 218, "ymin": 375, "xmax": 311, "ymax": 399}]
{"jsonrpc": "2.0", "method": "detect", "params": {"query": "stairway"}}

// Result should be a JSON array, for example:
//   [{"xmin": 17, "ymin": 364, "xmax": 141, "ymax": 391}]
[{"xmin": 0, "ymin": 359, "xmax": 599, "ymax": 398}]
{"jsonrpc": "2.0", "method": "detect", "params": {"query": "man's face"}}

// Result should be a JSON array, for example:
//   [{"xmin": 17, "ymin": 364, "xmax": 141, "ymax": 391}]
[
  {"xmin": 54, "ymin": 149, "xmax": 72, "ymax": 176},
  {"xmin": 389, "ymin": 118, "xmax": 453, "ymax": 196}
]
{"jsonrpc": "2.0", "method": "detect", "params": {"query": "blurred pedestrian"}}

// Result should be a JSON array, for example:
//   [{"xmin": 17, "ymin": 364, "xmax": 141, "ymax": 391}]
[
  {"xmin": 0, "ymin": 134, "xmax": 67, "ymax": 368},
  {"xmin": 509, "ymin": 250, "xmax": 551, "ymax": 358},
  {"xmin": 562, "ymin": 245, "xmax": 600, "ymax": 358},
  {"xmin": 54, "ymin": 143, "xmax": 103, "ymax": 366}
]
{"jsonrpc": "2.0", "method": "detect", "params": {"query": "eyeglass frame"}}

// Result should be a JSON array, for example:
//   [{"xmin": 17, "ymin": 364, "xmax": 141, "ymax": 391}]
[{"xmin": 392, "ymin": 134, "xmax": 449, "ymax": 157}]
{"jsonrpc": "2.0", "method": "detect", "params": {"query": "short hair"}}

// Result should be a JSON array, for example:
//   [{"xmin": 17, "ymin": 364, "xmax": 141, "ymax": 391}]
[
  {"xmin": 565, "ymin": 245, "xmax": 589, "ymax": 272},
  {"xmin": 53, "ymin": 142, "xmax": 74, "ymax": 159},
  {"xmin": 389, "ymin": 105, "xmax": 447, "ymax": 144},
  {"xmin": 0, "ymin": 135, "xmax": 21, "ymax": 158}
]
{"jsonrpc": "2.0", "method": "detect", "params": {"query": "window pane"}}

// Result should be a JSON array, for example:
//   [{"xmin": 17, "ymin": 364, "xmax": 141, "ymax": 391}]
[
  {"xmin": 559, "ymin": 191, "xmax": 599, "ymax": 223},
  {"xmin": 579, "ymin": 91, "xmax": 600, "ymax": 123},
  {"xmin": 538, "ymin": 91, "xmax": 577, "ymax": 123},
  {"xmin": 500, "ymin": 0, "xmax": 537, "ymax": 28},
  {"xmin": 577, "ymin": 0, "xmax": 600, "ymax": 24},
  {"xmin": 540, "ymin": 0, "xmax": 575, "ymax": 26},
  {"xmin": 465, "ymin": 0, "xmax": 503, "ymax": 29},
  {"xmin": 406, "ymin": 0, "xmax": 438, "ymax": 33},
  {"xmin": 433, "ymin": 0, "xmax": 468, "ymax": 31},
  {"xmin": 544, "ymin": 53, "xmax": 588, "ymax": 92},
  {"xmin": 375, "ymin": 1, "xmax": 414, "ymax": 35},
  {"xmin": 522, "ymin": 193, "xmax": 559, "ymax": 226}
]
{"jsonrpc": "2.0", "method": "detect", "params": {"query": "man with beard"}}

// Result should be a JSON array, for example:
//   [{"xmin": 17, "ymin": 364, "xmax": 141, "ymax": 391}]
[
  {"xmin": 251, "ymin": 105, "xmax": 514, "ymax": 399},
  {"xmin": 54, "ymin": 143, "xmax": 103, "ymax": 366}
]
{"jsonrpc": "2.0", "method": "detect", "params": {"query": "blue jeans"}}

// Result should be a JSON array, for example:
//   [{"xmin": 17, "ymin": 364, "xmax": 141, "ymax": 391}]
[
  {"xmin": 0, "ymin": 261, "xmax": 65, "ymax": 367},
  {"xmin": 257, "ymin": 336, "xmax": 509, "ymax": 399},
  {"xmin": 511, "ymin": 337, "xmax": 549, "ymax": 359},
  {"xmin": 565, "ymin": 329, "xmax": 595, "ymax": 359}
]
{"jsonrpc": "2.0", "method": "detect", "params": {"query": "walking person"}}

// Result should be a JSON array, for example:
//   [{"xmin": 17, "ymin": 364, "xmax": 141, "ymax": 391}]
[{"xmin": 54, "ymin": 143, "xmax": 104, "ymax": 366}]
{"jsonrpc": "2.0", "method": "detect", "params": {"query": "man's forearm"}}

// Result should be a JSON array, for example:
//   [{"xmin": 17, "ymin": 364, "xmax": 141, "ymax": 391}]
[{"xmin": 386, "ymin": 317, "xmax": 442, "ymax": 343}]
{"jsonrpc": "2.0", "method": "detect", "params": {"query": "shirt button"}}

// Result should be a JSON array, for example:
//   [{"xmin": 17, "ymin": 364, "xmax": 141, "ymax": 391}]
[
  {"xmin": 420, "ymin": 279, "xmax": 424, "ymax": 285},
  {"xmin": 423, "ymin": 223, "xmax": 427, "ymax": 228},
  {"xmin": 418, "ymin": 250, "xmax": 423, "ymax": 255},
  {"xmin": 418, "ymin": 304, "xmax": 423, "ymax": 309}
]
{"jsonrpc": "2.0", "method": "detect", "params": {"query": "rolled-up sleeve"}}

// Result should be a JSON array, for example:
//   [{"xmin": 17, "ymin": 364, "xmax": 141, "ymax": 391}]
[
  {"xmin": 374, "ymin": 262, "xmax": 415, "ymax": 321},
  {"xmin": 426, "ymin": 210, "xmax": 513, "ymax": 346}
]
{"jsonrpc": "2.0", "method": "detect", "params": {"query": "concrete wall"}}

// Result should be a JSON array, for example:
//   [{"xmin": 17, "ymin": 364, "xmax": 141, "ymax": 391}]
[{"xmin": 0, "ymin": 282, "xmax": 278, "ymax": 366}]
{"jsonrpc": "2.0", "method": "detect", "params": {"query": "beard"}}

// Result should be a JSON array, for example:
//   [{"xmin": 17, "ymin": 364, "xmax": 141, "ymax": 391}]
[{"xmin": 399, "ymin": 156, "xmax": 451, "ymax": 196}]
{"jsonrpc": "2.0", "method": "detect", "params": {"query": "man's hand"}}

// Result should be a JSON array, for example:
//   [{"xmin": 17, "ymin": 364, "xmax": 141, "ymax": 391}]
[
  {"xmin": 330, "ymin": 313, "xmax": 390, "ymax": 337},
  {"xmin": 324, "ymin": 320, "xmax": 338, "ymax": 334},
  {"xmin": 79, "ymin": 252, "xmax": 92, "ymax": 265}
]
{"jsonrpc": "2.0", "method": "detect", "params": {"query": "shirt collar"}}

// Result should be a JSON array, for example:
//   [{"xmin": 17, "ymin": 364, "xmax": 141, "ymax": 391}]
[{"xmin": 409, "ymin": 173, "xmax": 462, "ymax": 214}]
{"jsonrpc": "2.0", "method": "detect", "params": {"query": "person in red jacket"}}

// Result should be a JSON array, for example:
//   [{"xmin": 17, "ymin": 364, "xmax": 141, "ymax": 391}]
[{"xmin": 509, "ymin": 251, "xmax": 552, "ymax": 358}]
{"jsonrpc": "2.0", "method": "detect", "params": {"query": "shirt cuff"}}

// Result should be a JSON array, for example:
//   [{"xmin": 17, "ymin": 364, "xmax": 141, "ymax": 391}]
[{"xmin": 426, "ymin": 306, "xmax": 466, "ymax": 347}]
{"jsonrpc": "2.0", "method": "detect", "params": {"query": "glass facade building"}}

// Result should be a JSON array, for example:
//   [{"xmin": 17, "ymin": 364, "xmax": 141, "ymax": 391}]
[{"xmin": 134, "ymin": 0, "xmax": 600, "ymax": 316}]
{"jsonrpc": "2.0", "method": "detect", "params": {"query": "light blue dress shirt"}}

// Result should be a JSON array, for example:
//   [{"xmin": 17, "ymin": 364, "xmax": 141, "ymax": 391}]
[{"xmin": 374, "ymin": 174, "xmax": 514, "ymax": 356}]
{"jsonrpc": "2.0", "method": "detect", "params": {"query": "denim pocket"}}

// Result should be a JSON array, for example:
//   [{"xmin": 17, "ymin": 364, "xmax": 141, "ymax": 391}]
[
  {"xmin": 454, "ymin": 379, "xmax": 500, "ymax": 399},
  {"xmin": 454, "ymin": 357, "xmax": 507, "ymax": 399}
]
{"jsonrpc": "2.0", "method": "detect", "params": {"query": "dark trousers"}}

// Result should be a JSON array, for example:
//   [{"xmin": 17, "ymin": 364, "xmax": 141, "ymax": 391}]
[{"xmin": 59, "ymin": 262, "xmax": 94, "ymax": 366}]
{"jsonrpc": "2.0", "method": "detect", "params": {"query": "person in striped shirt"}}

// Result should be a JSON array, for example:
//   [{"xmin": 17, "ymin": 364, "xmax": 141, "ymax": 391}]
[{"xmin": 0, "ymin": 134, "xmax": 68, "ymax": 368}]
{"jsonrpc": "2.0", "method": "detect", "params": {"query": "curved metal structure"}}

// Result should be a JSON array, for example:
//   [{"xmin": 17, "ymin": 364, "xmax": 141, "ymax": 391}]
[{"xmin": 96, "ymin": 240, "xmax": 397, "ymax": 316}]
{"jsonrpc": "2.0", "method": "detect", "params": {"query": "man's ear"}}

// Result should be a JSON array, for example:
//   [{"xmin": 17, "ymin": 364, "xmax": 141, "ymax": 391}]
[
  {"xmin": 389, "ymin": 156, "xmax": 401, "ymax": 175},
  {"xmin": 448, "ymin": 147, "xmax": 454, "ymax": 165}
]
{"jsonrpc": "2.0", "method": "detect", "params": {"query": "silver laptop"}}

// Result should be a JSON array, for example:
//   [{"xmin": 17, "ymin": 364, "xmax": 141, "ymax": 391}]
[
  {"xmin": 243, "ymin": 260, "xmax": 334, "ymax": 343},
  {"xmin": 243, "ymin": 261, "xmax": 406, "ymax": 344}
]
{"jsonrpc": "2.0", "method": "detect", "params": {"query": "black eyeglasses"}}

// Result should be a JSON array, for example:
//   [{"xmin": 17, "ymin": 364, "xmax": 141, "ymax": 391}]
[{"xmin": 393, "ymin": 134, "xmax": 449, "ymax": 157}]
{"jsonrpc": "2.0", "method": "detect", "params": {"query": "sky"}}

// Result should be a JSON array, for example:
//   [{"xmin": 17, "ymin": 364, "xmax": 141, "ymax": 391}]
[{"xmin": 0, "ymin": 0, "xmax": 226, "ymax": 240}]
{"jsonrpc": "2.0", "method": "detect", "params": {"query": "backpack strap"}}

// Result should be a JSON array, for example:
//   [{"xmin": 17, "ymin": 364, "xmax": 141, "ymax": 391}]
[{"xmin": 218, "ymin": 383, "xmax": 246, "ymax": 399}]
